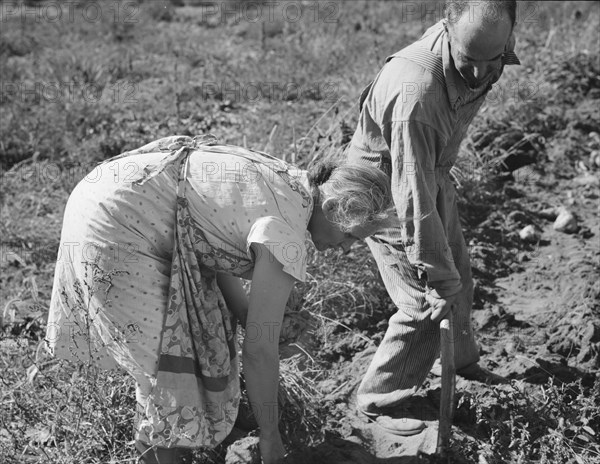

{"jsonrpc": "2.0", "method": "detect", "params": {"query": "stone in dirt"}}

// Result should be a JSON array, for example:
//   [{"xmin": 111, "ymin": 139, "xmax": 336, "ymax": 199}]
[
  {"xmin": 573, "ymin": 172, "xmax": 600, "ymax": 187},
  {"xmin": 519, "ymin": 225, "xmax": 541, "ymax": 243},
  {"xmin": 553, "ymin": 207, "xmax": 578, "ymax": 233}
]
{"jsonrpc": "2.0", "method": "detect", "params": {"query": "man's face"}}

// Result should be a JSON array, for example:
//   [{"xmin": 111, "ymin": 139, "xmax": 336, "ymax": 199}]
[{"xmin": 447, "ymin": 9, "xmax": 513, "ymax": 90}]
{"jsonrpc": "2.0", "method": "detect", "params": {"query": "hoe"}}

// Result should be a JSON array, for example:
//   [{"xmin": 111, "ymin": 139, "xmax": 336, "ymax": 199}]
[
  {"xmin": 436, "ymin": 312, "xmax": 456, "ymax": 459},
  {"xmin": 419, "ymin": 313, "xmax": 456, "ymax": 464}
]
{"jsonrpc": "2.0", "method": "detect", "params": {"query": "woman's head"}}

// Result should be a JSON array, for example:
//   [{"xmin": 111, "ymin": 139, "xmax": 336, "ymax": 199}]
[{"xmin": 307, "ymin": 161, "xmax": 394, "ymax": 252}]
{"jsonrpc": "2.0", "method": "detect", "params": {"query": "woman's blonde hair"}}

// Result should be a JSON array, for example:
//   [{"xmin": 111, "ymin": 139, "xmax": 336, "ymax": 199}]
[{"xmin": 308, "ymin": 161, "xmax": 393, "ymax": 232}]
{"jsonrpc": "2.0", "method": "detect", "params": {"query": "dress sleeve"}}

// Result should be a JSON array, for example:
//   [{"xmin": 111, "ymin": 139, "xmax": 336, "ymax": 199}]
[{"xmin": 246, "ymin": 216, "xmax": 309, "ymax": 282}]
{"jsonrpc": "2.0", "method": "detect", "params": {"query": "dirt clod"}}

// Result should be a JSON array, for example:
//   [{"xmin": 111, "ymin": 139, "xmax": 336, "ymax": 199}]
[
  {"xmin": 225, "ymin": 436, "xmax": 260, "ymax": 464},
  {"xmin": 519, "ymin": 225, "xmax": 540, "ymax": 242},
  {"xmin": 553, "ymin": 207, "xmax": 578, "ymax": 233}
]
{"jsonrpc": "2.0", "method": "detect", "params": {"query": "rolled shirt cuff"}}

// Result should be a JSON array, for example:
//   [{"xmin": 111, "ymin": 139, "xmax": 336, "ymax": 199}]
[{"xmin": 426, "ymin": 279, "xmax": 463, "ymax": 299}]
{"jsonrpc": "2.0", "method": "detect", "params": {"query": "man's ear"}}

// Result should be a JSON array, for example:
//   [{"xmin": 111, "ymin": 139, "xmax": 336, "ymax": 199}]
[{"xmin": 505, "ymin": 31, "xmax": 516, "ymax": 52}]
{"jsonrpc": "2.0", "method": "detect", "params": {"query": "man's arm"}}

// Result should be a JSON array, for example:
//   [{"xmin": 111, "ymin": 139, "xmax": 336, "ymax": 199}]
[{"xmin": 389, "ymin": 119, "xmax": 463, "ymax": 302}]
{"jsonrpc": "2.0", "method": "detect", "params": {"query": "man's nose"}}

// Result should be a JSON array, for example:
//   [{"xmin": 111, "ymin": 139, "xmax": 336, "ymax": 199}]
[
  {"xmin": 473, "ymin": 63, "xmax": 498, "ymax": 81},
  {"xmin": 472, "ymin": 63, "xmax": 488, "ymax": 80}
]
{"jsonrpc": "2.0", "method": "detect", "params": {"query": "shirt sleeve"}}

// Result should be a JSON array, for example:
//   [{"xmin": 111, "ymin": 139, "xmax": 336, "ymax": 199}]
[
  {"xmin": 388, "ymin": 119, "xmax": 462, "ymax": 294},
  {"xmin": 246, "ymin": 216, "xmax": 308, "ymax": 282}
]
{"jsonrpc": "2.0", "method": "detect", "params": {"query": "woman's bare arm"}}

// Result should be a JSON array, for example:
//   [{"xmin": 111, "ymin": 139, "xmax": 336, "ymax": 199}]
[
  {"xmin": 244, "ymin": 242, "xmax": 295, "ymax": 464},
  {"xmin": 216, "ymin": 273, "xmax": 249, "ymax": 327}
]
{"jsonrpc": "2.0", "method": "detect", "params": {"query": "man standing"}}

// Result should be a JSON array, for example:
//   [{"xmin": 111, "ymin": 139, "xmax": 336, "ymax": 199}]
[{"xmin": 347, "ymin": 0, "xmax": 520, "ymax": 435}]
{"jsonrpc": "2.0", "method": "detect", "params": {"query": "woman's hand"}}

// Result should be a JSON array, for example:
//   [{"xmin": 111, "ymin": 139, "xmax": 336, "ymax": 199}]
[{"xmin": 259, "ymin": 430, "xmax": 286, "ymax": 464}]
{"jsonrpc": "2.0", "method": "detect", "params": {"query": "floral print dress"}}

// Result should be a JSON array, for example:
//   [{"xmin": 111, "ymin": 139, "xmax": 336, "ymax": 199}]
[{"xmin": 45, "ymin": 135, "xmax": 314, "ymax": 448}]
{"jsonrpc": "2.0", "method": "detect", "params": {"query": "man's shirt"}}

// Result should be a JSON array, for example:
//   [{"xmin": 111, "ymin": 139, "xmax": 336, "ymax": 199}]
[{"xmin": 348, "ymin": 20, "xmax": 520, "ymax": 294}]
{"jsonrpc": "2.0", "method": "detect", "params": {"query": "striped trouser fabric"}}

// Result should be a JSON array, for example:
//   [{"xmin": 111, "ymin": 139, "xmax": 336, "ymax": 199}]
[{"xmin": 356, "ymin": 196, "xmax": 480, "ymax": 413}]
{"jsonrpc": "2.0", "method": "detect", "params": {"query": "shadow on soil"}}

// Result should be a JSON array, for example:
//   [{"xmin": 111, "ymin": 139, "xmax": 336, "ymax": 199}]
[{"xmin": 509, "ymin": 357, "xmax": 597, "ymax": 386}]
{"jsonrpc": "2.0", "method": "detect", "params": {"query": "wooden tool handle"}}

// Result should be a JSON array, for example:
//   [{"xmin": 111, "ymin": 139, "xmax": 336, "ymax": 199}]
[{"xmin": 436, "ymin": 311, "xmax": 456, "ymax": 457}]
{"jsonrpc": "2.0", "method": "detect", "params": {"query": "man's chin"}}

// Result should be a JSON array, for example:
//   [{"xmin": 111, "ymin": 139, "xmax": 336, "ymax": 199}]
[
  {"xmin": 466, "ymin": 80, "xmax": 488, "ymax": 91},
  {"xmin": 466, "ymin": 74, "xmax": 501, "ymax": 91},
  {"xmin": 458, "ymin": 72, "xmax": 492, "ymax": 91}
]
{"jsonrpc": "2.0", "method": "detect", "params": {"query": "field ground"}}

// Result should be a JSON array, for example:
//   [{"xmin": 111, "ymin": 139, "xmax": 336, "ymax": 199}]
[{"xmin": 1, "ymin": 1, "xmax": 599, "ymax": 463}]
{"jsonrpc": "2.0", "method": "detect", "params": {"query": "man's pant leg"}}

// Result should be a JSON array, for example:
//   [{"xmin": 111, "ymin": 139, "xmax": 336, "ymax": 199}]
[
  {"xmin": 357, "ymin": 228, "xmax": 440, "ymax": 413},
  {"xmin": 357, "ymin": 218, "xmax": 479, "ymax": 413}
]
